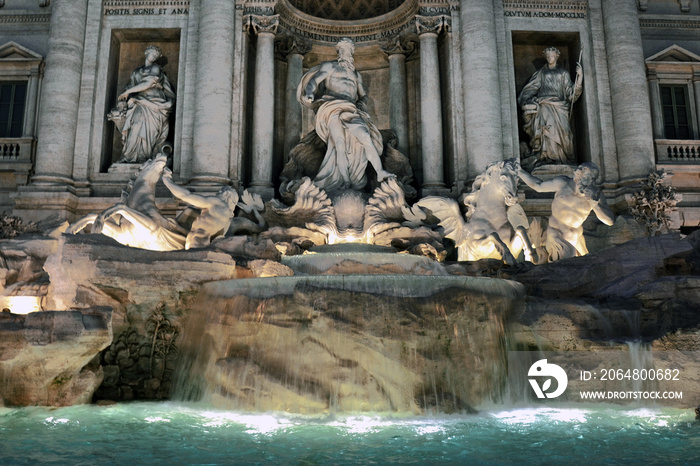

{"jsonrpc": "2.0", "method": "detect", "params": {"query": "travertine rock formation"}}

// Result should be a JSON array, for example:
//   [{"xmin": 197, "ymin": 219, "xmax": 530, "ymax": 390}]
[{"xmin": 0, "ymin": 308, "xmax": 112, "ymax": 406}]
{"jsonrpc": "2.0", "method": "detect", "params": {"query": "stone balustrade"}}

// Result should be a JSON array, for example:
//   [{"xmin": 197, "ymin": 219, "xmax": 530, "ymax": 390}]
[
  {"xmin": 655, "ymin": 139, "xmax": 700, "ymax": 163},
  {"xmin": 0, "ymin": 138, "xmax": 34, "ymax": 162}
]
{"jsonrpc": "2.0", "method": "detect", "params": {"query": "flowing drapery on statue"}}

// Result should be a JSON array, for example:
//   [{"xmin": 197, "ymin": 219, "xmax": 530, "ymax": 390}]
[
  {"xmin": 518, "ymin": 47, "xmax": 582, "ymax": 168},
  {"xmin": 297, "ymin": 38, "xmax": 393, "ymax": 192},
  {"xmin": 305, "ymin": 95, "xmax": 383, "ymax": 191},
  {"xmin": 108, "ymin": 45, "xmax": 175, "ymax": 164}
]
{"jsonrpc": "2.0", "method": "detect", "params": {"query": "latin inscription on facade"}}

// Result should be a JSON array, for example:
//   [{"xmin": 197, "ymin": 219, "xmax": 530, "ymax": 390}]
[
  {"xmin": 103, "ymin": 1, "xmax": 189, "ymax": 15},
  {"xmin": 504, "ymin": 10, "xmax": 585, "ymax": 18},
  {"xmin": 503, "ymin": 0, "xmax": 587, "ymax": 19},
  {"xmin": 104, "ymin": 8, "xmax": 188, "ymax": 15}
]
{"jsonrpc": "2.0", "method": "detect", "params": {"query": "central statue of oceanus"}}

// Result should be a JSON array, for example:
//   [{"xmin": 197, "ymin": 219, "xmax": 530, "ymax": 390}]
[{"xmin": 298, "ymin": 38, "xmax": 394, "ymax": 191}]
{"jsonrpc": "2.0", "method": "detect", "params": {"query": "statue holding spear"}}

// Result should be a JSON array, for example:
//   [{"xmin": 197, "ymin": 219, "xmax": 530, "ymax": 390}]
[{"xmin": 518, "ymin": 46, "xmax": 584, "ymax": 169}]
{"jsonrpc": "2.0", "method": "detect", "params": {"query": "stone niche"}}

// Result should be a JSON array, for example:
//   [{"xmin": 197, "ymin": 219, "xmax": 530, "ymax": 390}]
[
  {"xmin": 265, "ymin": 41, "xmax": 401, "ymax": 188},
  {"xmin": 272, "ymin": 38, "xmax": 430, "ymax": 188},
  {"xmin": 511, "ymin": 31, "xmax": 587, "ymax": 166},
  {"xmin": 102, "ymin": 28, "xmax": 181, "ymax": 172}
]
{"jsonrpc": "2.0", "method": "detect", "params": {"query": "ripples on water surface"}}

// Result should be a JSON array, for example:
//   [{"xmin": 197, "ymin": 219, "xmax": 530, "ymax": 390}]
[{"xmin": 0, "ymin": 403, "xmax": 698, "ymax": 464}]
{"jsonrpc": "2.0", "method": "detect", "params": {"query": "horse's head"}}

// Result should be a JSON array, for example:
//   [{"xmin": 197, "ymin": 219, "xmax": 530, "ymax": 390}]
[
  {"xmin": 139, "ymin": 153, "xmax": 168, "ymax": 183},
  {"xmin": 481, "ymin": 159, "xmax": 519, "ymax": 206}
]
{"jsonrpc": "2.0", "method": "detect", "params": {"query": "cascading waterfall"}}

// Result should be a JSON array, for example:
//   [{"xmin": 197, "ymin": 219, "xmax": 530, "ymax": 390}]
[{"xmin": 172, "ymin": 247, "xmax": 525, "ymax": 414}]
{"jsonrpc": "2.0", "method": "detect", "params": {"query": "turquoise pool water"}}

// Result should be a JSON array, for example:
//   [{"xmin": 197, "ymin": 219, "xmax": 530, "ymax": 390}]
[{"xmin": 1, "ymin": 403, "xmax": 698, "ymax": 464}]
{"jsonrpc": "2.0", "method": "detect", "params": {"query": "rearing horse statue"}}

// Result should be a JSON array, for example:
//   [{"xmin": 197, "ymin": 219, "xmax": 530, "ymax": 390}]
[
  {"xmin": 416, "ymin": 159, "xmax": 537, "ymax": 265},
  {"xmin": 67, "ymin": 153, "xmax": 187, "ymax": 251}
]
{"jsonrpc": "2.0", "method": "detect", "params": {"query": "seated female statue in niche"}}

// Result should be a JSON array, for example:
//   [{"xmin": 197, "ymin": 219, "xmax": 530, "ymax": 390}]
[
  {"xmin": 108, "ymin": 45, "xmax": 175, "ymax": 164},
  {"xmin": 518, "ymin": 47, "xmax": 582, "ymax": 170}
]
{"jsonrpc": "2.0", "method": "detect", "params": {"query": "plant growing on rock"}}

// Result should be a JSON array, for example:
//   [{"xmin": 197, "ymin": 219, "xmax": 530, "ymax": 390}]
[
  {"xmin": 630, "ymin": 170, "xmax": 678, "ymax": 236},
  {"xmin": 95, "ymin": 303, "xmax": 180, "ymax": 402},
  {"xmin": 0, "ymin": 213, "xmax": 38, "ymax": 239},
  {"xmin": 145, "ymin": 302, "xmax": 180, "ymax": 381}
]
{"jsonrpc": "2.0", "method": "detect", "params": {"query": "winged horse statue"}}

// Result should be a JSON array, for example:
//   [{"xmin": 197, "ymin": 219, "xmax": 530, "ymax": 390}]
[
  {"xmin": 415, "ymin": 159, "xmax": 537, "ymax": 265},
  {"xmin": 67, "ymin": 153, "xmax": 188, "ymax": 251}
]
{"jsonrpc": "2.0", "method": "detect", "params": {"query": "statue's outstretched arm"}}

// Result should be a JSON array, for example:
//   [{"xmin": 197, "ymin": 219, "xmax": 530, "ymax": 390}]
[
  {"xmin": 518, "ymin": 168, "xmax": 566, "ymax": 193},
  {"xmin": 162, "ymin": 169, "xmax": 212, "ymax": 209},
  {"xmin": 591, "ymin": 193, "xmax": 615, "ymax": 226}
]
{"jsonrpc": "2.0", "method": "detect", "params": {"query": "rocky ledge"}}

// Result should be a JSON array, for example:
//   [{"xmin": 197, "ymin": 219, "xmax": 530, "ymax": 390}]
[
  {"xmin": 1, "ymin": 229, "xmax": 699, "ymax": 411},
  {"xmin": 0, "ymin": 308, "xmax": 112, "ymax": 407}
]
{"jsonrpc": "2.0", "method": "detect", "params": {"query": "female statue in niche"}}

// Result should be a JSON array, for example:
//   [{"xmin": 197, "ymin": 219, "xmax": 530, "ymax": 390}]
[
  {"xmin": 108, "ymin": 45, "xmax": 175, "ymax": 164},
  {"xmin": 518, "ymin": 47, "xmax": 582, "ymax": 169}
]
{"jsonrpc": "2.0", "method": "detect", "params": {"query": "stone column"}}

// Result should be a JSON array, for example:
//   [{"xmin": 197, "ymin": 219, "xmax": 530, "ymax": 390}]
[
  {"xmin": 247, "ymin": 14, "xmax": 279, "ymax": 199},
  {"xmin": 647, "ymin": 71, "xmax": 664, "ymax": 140},
  {"xmin": 416, "ymin": 15, "xmax": 447, "ymax": 192},
  {"xmin": 381, "ymin": 37, "xmax": 414, "ymax": 157},
  {"xmin": 602, "ymin": 0, "xmax": 655, "ymax": 181},
  {"xmin": 190, "ymin": 0, "xmax": 236, "ymax": 188},
  {"xmin": 277, "ymin": 36, "xmax": 310, "ymax": 161},
  {"xmin": 22, "ymin": 66, "xmax": 41, "ymax": 138},
  {"xmin": 459, "ymin": 0, "xmax": 502, "ymax": 177},
  {"xmin": 693, "ymin": 73, "xmax": 700, "ymax": 139},
  {"xmin": 31, "ymin": 0, "xmax": 88, "ymax": 186}
]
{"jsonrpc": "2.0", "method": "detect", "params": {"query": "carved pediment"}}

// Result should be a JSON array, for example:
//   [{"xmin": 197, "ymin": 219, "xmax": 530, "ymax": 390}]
[
  {"xmin": 0, "ymin": 41, "xmax": 43, "ymax": 61},
  {"xmin": 646, "ymin": 44, "xmax": 700, "ymax": 63}
]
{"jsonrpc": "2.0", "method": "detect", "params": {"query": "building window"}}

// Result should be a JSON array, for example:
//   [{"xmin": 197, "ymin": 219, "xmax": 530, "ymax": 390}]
[
  {"xmin": 0, "ymin": 82, "xmax": 26, "ymax": 138},
  {"xmin": 660, "ymin": 84, "xmax": 691, "ymax": 139}
]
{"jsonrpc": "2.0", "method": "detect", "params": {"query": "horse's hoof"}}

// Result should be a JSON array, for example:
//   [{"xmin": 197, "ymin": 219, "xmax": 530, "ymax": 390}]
[
  {"xmin": 503, "ymin": 254, "xmax": 517, "ymax": 266},
  {"xmin": 92, "ymin": 220, "xmax": 104, "ymax": 234}
]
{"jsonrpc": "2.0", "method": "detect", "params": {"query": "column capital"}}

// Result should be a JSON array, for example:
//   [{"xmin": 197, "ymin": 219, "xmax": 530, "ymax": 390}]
[
  {"xmin": 275, "ymin": 35, "xmax": 311, "ymax": 60},
  {"xmin": 380, "ymin": 36, "xmax": 415, "ymax": 58},
  {"xmin": 415, "ymin": 15, "xmax": 450, "ymax": 36},
  {"xmin": 245, "ymin": 14, "xmax": 279, "ymax": 36}
]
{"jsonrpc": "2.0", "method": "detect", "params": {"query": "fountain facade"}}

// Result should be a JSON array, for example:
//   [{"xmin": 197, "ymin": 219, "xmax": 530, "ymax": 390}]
[{"xmin": 0, "ymin": 2, "xmax": 699, "ymax": 416}]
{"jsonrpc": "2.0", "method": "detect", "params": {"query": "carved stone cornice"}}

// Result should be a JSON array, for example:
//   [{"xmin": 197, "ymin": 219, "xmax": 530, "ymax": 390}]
[
  {"xmin": 502, "ymin": 0, "xmax": 587, "ymax": 18},
  {"xmin": 640, "ymin": 15, "xmax": 700, "ymax": 31},
  {"xmin": 39, "ymin": 0, "xmax": 50, "ymax": 6},
  {"xmin": 0, "ymin": 13, "xmax": 50, "ymax": 24},
  {"xmin": 379, "ymin": 35, "xmax": 415, "ymax": 57},
  {"xmin": 275, "ymin": 35, "xmax": 310, "ymax": 59},
  {"xmin": 276, "ymin": 0, "xmax": 419, "ymax": 45},
  {"xmin": 245, "ymin": 14, "xmax": 280, "ymax": 35},
  {"xmin": 415, "ymin": 14, "xmax": 449, "ymax": 36},
  {"xmin": 637, "ymin": 0, "xmax": 648, "ymax": 10}
]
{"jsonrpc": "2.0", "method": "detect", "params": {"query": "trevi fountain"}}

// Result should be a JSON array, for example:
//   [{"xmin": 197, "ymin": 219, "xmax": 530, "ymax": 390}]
[{"xmin": 0, "ymin": 0, "xmax": 699, "ymax": 463}]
